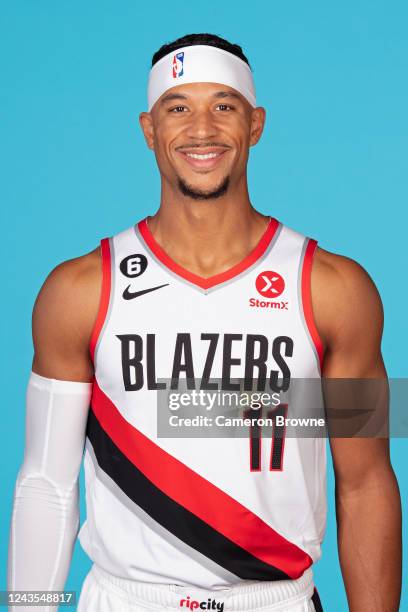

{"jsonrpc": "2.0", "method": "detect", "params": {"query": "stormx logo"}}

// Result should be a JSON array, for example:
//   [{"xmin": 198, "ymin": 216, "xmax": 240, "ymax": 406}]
[
  {"xmin": 249, "ymin": 298, "xmax": 288, "ymax": 310},
  {"xmin": 250, "ymin": 270, "xmax": 289, "ymax": 310},
  {"xmin": 173, "ymin": 51, "xmax": 185, "ymax": 78},
  {"xmin": 255, "ymin": 271, "xmax": 285, "ymax": 298},
  {"xmin": 180, "ymin": 596, "xmax": 224, "ymax": 611}
]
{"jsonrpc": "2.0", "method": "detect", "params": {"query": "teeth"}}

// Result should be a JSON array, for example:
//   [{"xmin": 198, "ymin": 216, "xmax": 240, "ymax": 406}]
[{"xmin": 186, "ymin": 152, "xmax": 219, "ymax": 160}]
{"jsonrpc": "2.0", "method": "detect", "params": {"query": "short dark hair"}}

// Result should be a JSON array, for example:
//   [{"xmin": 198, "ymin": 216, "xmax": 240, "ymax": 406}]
[{"xmin": 152, "ymin": 33, "xmax": 251, "ymax": 68}]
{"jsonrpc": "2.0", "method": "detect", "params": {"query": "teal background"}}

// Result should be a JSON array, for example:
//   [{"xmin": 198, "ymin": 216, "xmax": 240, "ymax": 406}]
[{"xmin": 1, "ymin": 1, "xmax": 407, "ymax": 609}]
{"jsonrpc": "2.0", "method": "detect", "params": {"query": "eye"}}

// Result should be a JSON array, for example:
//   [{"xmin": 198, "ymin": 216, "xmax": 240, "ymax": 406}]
[
  {"xmin": 170, "ymin": 105, "xmax": 188, "ymax": 113},
  {"xmin": 216, "ymin": 104, "xmax": 233, "ymax": 111}
]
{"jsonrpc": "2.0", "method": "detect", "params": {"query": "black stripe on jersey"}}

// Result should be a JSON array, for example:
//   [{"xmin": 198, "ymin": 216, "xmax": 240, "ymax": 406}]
[
  {"xmin": 311, "ymin": 588, "xmax": 324, "ymax": 611},
  {"xmin": 86, "ymin": 407, "xmax": 290, "ymax": 582}
]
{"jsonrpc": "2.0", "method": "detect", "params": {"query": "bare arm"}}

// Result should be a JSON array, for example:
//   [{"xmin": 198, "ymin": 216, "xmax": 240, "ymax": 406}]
[
  {"xmin": 312, "ymin": 248, "xmax": 402, "ymax": 612},
  {"xmin": 32, "ymin": 247, "xmax": 101, "ymax": 380}
]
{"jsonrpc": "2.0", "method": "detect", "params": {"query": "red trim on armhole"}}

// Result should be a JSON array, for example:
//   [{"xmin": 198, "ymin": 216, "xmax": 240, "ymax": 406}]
[
  {"xmin": 301, "ymin": 239, "xmax": 325, "ymax": 372},
  {"xmin": 89, "ymin": 238, "xmax": 112, "ymax": 364}
]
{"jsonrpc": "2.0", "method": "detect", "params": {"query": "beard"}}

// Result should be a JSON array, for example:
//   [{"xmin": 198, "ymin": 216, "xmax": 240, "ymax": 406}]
[{"xmin": 177, "ymin": 174, "xmax": 230, "ymax": 200}]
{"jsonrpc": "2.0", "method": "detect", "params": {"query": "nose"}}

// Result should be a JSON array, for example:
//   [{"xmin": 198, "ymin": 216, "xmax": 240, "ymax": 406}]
[{"xmin": 185, "ymin": 108, "xmax": 218, "ymax": 141}]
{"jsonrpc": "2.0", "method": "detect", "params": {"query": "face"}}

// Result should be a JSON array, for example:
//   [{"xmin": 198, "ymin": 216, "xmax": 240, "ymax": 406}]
[{"xmin": 139, "ymin": 82, "xmax": 266, "ymax": 200}]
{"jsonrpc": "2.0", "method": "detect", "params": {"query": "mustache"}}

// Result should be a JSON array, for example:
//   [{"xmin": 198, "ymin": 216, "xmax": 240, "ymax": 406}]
[{"xmin": 175, "ymin": 143, "xmax": 232, "ymax": 151}]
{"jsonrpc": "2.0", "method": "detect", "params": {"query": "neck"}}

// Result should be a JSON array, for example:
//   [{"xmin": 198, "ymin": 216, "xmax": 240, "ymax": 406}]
[{"xmin": 146, "ymin": 177, "xmax": 270, "ymax": 278}]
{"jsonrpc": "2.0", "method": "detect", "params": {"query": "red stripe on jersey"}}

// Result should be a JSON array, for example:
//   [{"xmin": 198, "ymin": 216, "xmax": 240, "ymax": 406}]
[
  {"xmin": 301, "ymin": 239, "xmax": 324, "ymax": 371},
  {"xmin": 91, "ymin": 380, "xmax": 313, "ymax": 578},
  {"xmin": 89, "ymin": 238, "xmax": 111, "ymax": 363},
  {"xmin": 137, "ymin": 217, "xmax": 280, "ymax": 289}
]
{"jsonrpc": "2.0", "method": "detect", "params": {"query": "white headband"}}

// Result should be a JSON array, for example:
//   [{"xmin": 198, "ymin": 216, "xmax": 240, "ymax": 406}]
[{"xmin": 147, "ymin": 44, "xmax": 256, "ymax": 111}]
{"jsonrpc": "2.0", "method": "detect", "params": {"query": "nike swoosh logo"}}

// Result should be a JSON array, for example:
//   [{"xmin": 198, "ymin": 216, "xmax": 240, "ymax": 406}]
[{"xmin": 122, "ymin": 283, "xmax": 169, "ymax": 300}]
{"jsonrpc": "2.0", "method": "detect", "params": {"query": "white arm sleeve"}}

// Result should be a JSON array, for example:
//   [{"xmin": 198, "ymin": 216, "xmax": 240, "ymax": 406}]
[{"xmin": 7, "ymin": 371, "xmax": 92, "ymax": 611}]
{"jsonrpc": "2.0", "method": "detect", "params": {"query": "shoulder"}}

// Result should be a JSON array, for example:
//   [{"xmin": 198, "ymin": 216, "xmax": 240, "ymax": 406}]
[
  {"xmin": 311, "ymin": 246, "xmax": 384, "ymax": 350},
  {"xmin": 33, "ymin": 246, "xmax": 101, "ymax": 321},
  {"xmin": 312, "ymin": 246, "xmax": 382, "ymax": 305},
  {"xmin": 32, "ymin": 246, "xmax": 103, "ymax": 376}
]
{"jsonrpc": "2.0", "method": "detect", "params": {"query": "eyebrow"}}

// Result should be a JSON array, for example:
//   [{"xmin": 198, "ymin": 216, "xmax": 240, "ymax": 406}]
[
  {"xmin": 160, "ymin": 93, "xmax": 188, "ymax": 104},
  {"xmin": 213, "ymin": 91, "xmax": 242, "ymax": 100},
  {"xmin": 160, "ymin": 90, "xmax": 242, "ymax": 104}
]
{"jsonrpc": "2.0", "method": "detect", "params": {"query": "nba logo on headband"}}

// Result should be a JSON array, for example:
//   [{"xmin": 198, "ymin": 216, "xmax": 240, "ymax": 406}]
[{"xmin": 172, "ymin": 52, "xmax": 184, "ymax": 78}]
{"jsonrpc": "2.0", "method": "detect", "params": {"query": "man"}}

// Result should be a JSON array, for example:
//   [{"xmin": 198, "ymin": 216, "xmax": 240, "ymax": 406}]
[{"xmin": 8, "ymin": 33, "xmax": 401, "ymax": 611}]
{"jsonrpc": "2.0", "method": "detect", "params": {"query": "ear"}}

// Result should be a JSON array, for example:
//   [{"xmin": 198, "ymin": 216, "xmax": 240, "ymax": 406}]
[
  {"xmin": 139, "ymin": 112, "xmax": 155, "ymax": 150},
  {"xmin": 249, "ymin": 107, "xmax": 266, "ymax": 147}
]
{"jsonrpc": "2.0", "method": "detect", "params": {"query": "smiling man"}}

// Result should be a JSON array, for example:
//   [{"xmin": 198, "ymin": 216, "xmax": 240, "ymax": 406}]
[{"xmin": 8, "ymin": 33, "xmax": 401, "ymax": 612}]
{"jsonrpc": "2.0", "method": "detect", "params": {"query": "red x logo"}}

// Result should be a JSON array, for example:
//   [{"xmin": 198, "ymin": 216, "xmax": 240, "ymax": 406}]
[{"xmin": 255, "ymin": 271, "xmax": 285, "ymax": 298}]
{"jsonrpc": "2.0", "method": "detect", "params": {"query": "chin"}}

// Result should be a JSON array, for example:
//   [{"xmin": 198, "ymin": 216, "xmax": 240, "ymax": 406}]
[{"xmin": 177, "ymin": 175, "xmax": 230, "ymax": 201}]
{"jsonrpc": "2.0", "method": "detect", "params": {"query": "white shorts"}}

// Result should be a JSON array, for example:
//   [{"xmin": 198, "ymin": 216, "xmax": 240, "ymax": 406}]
[{"xmin": 77, "ymin": 564, "xmax": 321, "ymax": 612}]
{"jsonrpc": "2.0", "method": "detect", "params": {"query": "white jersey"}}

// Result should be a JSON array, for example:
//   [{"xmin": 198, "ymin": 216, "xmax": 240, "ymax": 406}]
[{"xmin": 78, "ymin": 216, "xmax": 327, "ymax": 590}]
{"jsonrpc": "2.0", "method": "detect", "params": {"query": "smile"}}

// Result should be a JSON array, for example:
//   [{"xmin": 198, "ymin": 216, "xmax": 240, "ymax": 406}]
[
  {"xmin": 186, "ymin": 152, "xmax": 219, "ymax": 160},
  {"xmin": 177, "ymin": 148, "xmax": 229, "ymax": 170}
]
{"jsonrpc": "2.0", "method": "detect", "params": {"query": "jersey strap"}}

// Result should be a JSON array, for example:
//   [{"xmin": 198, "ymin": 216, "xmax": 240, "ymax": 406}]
[
  {"xmin": 300, "ymin": 238, "xmax": 325, "ymax": 372},
  {"xmin": 89, "ymin": 237, "xmax": 112, "ymax": 363}
]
